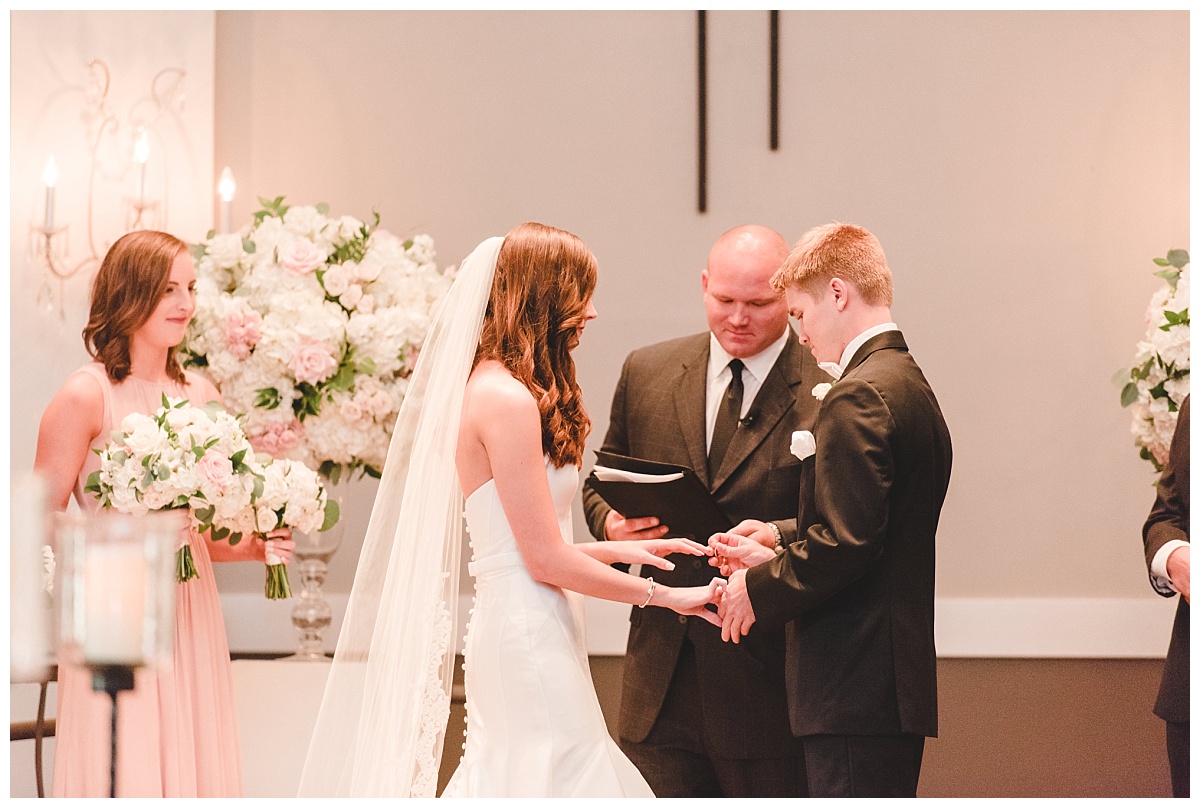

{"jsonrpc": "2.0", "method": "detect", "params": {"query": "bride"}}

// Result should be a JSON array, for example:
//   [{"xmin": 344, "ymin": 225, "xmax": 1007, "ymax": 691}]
[{"xmin": 299, "ymin": 222, "xmax": 724, "ymax": 797}]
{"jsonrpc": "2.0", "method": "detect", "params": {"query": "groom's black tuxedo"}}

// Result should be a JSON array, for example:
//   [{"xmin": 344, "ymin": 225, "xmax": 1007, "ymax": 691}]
[
  {"xmin": 746, "ymin": 330, "xmax": 951, "ymax": 796},
  {"xmin": 582, "ymin": 330, "xmax": 827, "ymax": 796}
]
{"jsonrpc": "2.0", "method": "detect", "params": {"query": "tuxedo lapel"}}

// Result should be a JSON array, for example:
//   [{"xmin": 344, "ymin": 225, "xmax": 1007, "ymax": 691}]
[
  {"xmin": 711, "ymin": 335, "xmax": 805, "ymax": 492},
  {"xmin": 842, "ymin": 330, "xmax": 908, "ymax": 377},
  {"xmin": 673, "ymin": 338, "xmax": 712, "ymax": 487}
]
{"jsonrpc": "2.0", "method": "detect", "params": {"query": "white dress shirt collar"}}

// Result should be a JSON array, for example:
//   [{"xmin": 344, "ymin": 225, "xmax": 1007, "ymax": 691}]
[
  {"xmin": 822, "ymin": 322, "xmax": 899, "ymax": 380},
  {"xmin": 708, "ymin": 328, "xmax": 789, "ymax": 388}
]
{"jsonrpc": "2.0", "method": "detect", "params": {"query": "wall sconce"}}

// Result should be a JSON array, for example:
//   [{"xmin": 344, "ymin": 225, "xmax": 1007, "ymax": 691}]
[{"xmin": 29, "ymin": 59, "xmax": 185, "ymax": 320}]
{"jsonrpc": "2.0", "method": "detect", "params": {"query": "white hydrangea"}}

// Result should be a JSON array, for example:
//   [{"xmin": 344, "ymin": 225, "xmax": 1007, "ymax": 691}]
[
  {"xmin": 1122, "ymin": 259, "xmax": 1189, "ymax": 470},
  {"xmin": 185, "ymin": 199, "xmax": 451, "ymax": 480}
]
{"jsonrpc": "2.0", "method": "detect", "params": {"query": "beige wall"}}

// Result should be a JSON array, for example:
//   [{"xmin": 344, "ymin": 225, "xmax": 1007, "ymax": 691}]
[
  {"xmin": 207, "ymin": 9, "xmax": 1187, "ymax": 604},
  {"xmin": 9, "ymin": 10, "xmax": 1188, "ymax": 656}
]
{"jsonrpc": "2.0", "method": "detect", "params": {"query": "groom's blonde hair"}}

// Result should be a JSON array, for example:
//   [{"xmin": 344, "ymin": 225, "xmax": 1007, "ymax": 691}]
[{"xmin": 771, "ymin": 222, "xmax": 893, "ymax": 306}]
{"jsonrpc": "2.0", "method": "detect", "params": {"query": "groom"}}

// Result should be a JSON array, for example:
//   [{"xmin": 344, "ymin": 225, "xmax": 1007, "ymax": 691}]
[{"xmin": 715, "ymin": 222, "xmax": 952, "ymax": 797}]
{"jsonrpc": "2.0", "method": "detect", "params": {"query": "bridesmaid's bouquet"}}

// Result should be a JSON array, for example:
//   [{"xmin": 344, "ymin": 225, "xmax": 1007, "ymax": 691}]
[
  {"xmin": 249, "ymin": 458, "xmax": 339, "ymax": 598},
  {"xmin": 84, "ymin": 395, "xmax": 337, "ymax": 598}
]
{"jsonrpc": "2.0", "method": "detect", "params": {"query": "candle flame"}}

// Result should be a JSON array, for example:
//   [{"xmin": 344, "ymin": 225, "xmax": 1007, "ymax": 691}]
[
  {"xmin": 218, "ymin": 167, "xmax": 236, "ymax": 202},
  {"xmin": 133, "ymin": 128, "xmax": 150, "ymax": 164},
  {"xmin": 43, "ymin": 156, "xmax": 58, "ymax": 188}
]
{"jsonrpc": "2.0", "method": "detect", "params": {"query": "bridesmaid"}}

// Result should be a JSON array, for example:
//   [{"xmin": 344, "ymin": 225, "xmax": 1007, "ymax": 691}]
[{"xmin": 34, "ymin": 230, "xmax": 294, "ymax": 797}]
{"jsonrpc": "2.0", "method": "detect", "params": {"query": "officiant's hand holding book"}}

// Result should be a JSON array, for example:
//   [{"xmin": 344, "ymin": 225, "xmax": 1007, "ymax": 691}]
[{"xmin": 587, "ymin": 450, "xmax": 733, "ymax": 543}]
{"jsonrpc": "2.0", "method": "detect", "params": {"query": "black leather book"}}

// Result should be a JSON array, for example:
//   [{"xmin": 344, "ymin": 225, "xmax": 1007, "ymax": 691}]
[{"xmin": 587, "ymin": 450, "xmax": 732, "ymax": 541}]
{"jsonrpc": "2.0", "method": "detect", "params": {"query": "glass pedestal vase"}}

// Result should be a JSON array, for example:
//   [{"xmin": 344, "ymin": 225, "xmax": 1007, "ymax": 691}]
[{"xmin": 283, "ymin": 477, "xmax": 347, "ymax": 661}]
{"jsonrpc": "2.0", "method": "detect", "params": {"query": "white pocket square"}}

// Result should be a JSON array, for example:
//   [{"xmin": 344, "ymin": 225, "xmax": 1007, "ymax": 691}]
[{"xmin": 791, "ymin": 430, "xmax": 816, "ymax": 461}]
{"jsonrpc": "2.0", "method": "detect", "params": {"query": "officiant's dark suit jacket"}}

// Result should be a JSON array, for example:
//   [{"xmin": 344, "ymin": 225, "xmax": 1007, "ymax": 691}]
[
  {"xmin": 746, "ymin": 330, "xmax": 951, "ymax": 741},
  {"xmin": 1142, "ymin": 395, "xmax": 1189, "ymax": 795},
  {"xmin": 582, "ymin": 330, "xmax": 826, "ymax": 761}
]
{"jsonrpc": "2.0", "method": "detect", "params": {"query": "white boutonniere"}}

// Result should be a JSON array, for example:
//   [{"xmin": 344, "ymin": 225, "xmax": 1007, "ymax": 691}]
[
  {"xmin": 812, "ymin": 382, "xmax": 833, "ymax": 401},
  {"xmin": 790, "ymin": 430, "xmax": 816, "ymax": 461}
]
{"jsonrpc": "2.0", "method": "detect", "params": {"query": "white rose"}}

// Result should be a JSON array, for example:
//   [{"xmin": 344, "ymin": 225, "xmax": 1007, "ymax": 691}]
[
  {"xmin": 323, "ymin": 265, "xmax": 350, "ymax": 297},
  {"xmin": 256, "ymin": 505, "xmax": 281, "ymax": 532},
  {"xmin": 354, "ymin": 254, "xmax": 385, "ymax": 283},
  {"xmin": 812, "ymin": 383, "xmax": 833, "ymax": 401},
  {"xmin": 341, "ymin": 284, "xmax": 364, "ymax": 310},
  {"xmin": 124, "ymin": 420, "xmax": 169, "ymax": 457},
  {"xmin": 790, "ymin": 430, "xmax": 816, "ymax": 461},
  {"xmin": 357, "ymin": 293, "xmax": 376, "ymax": 314}
]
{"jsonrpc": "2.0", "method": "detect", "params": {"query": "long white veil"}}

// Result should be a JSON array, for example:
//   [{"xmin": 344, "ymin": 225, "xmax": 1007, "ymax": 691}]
[{"xmin": 298, "ymin": 236, "xmax": 503, "ymax": 797}]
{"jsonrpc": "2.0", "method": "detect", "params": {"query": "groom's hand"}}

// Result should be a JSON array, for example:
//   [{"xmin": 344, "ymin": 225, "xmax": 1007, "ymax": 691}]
[
  {"xmin": 604, "ymin": 509, "xmax": 670, "ymax": 541},
  {"xmin": 718, "ymin": 569, "xmax": 756, "ymax": 643},
  {"xmin": 725, "ymin": 518, "xmax": 779, "ymax": 550},
  {"xmin": 708, "ymin": 532, "xmax": 775, "ymax": 575}
]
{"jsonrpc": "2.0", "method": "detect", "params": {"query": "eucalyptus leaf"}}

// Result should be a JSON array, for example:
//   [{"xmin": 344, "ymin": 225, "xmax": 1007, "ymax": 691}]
[
  {"xmin": 1120, "ymin": 382, "xmax": 1139, "ymax": 407},
  {"xmin": 188, "ymin": 243, "xmax": 207, "ymax": 261},
  {"xmin": 1154, "ymin": 268, "xmax": 1181, "ymax": 287},
  {"xmin": 320, "ymin": 498, "xmax": 341, "ymax": 532},
  {"xmin": 1167, "ymin": 248, "xmax": 1189, "ymax": 269}
]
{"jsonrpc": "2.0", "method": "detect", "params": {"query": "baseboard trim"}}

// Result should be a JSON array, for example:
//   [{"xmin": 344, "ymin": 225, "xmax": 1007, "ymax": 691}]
[{"xmin": 221, "ymin": 594, "xmax": 1179, "ymax": 659}]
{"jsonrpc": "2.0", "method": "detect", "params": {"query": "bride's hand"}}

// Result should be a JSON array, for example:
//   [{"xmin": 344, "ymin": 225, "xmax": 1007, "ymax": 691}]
[
  {"xmin": 626, "ymin": 537, "xmax": 712, "ymax": 571},
  {"xmin": 655, "ymin": 577, "xmax": 725, "ymax": 627}
]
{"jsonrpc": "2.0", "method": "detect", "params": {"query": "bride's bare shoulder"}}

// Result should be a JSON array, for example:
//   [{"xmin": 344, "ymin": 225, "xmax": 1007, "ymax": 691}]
[{"xmin": 465, "ymin": 361, "xmax": 537, "ymax": 418}]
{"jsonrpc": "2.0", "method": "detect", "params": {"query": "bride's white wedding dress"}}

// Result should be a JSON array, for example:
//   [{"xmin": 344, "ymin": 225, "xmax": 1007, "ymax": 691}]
[{"xmin": 442, "ymin": 458, "xmax": 654, "ymax": 797}]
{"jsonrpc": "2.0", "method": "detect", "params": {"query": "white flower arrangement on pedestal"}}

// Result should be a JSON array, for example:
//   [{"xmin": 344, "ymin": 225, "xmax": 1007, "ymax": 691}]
[
  {"xmin": 1118, "ymin": 249, "xmax": 1190, "ymax": 472},
  {"xmin": 183, "ymin": 197, "xmax": 453, "ymax": 482}
]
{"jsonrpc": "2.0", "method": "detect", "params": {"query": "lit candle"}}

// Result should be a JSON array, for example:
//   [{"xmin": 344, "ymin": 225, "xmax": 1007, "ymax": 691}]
[
  {"xmin": 81, "ymin": 542, "xmax": 147, "ymax": 665},
  {"xmin": 133, "ymin": 128, "xmax": 149, "ymax": 205},
  {"xmin": 218, "ymin": 167, "xmax": 236, "ymax": 234},
  {"xmin": 42, "ymin": 156, "xmax": 58, "ymax": 231}
]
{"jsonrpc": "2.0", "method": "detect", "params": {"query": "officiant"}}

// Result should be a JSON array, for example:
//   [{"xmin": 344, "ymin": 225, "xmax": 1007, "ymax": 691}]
[{"xmin": 581, "ymin": 224, "xmax": 829, "ymax": 797}]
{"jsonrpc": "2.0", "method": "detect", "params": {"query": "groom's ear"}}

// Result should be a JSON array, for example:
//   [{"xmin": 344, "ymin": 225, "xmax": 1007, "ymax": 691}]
[{"xmin": 829, "ymin": 277, "xmax": 851, "ymax": 312}]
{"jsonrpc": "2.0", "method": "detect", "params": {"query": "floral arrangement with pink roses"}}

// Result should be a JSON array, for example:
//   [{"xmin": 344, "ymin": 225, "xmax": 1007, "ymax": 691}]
[{"xmin": 183, "ymin": 197, "xmax": 452, "ymax": 483}]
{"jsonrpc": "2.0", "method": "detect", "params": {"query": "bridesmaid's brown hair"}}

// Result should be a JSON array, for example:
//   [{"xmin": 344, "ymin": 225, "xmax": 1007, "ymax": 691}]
[
  {"xmin": 475, "ymin": 222, "xmax": 596, "ymax": 468},
  {"xmin": 83, "ymin": 230, "xmax": 189, "ymax": 384}
]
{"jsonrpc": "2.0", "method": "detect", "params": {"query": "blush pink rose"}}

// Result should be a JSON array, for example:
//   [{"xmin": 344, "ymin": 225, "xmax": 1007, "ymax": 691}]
[
  {"xmin": 280, "ymin": 238, "xmax": 324, "ymax": 276},
  {"xmin": 197, "ymin": 452, "xmax": 235, "ymax": 494},
  {"xmin": 289, "ymin": 338, "xmax": 339, "ymax": 385},
  {"xmin": 223, "ymin": 309, "xmax": 263, "ymax": 359}
]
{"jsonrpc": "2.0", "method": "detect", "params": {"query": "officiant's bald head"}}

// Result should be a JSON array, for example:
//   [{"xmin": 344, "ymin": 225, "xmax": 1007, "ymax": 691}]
[{"xmin": 702, "ymin": 225, "xmax": 790, "ymax": 359}]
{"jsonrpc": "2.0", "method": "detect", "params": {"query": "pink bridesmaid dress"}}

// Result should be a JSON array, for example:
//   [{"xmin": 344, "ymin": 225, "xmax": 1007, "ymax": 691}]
[{"xmin": 51, "ymin": 362, "xmax": 243, "ymax": 797}]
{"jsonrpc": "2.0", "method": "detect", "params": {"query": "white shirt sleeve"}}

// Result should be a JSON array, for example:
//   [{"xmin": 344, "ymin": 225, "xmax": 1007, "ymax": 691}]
[{"xmin": 1150, "ymin": 539, "xmax": 1190, "ymax": 595}]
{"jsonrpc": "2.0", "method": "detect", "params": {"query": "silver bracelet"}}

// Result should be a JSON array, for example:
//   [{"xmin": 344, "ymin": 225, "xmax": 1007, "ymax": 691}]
[
  {"xmin": 639, "ymin": 576, "xmax": 656, "ymax": 608},
  {"xmin": 767, "ymin": 521, "xmax": 783, "ymax": 550}
]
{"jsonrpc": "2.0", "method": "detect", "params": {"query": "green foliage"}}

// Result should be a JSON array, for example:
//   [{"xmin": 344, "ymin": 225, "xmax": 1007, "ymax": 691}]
[
  {"xmin": 255, "ymin": 387, "xmax": 282, "ymax": 410},
  {"xmin": 253, "ymin": 196, "xmax": 290, "ymax": 226}
]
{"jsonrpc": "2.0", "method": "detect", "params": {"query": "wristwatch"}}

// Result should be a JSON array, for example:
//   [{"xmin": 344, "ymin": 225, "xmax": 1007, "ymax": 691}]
[{"xmin": 767, "ymin": 521, "xmax": 783, "ymax": 552}]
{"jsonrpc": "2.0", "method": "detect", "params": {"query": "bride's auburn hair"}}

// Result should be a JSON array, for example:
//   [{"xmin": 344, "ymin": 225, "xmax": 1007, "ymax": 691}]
[
  {"xmin": 83, "ymin": 230, "xmax": 189, "ymax": 384},
  {"xmin": 477, "ymin": 222, "xmax": 596, "ymax": 468}
]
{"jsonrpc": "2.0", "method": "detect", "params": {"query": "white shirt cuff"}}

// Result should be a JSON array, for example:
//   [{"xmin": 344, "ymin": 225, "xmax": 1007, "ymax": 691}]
[{"xmin": 1151, "ymin": 540, "xmax": 1190, "ymax": 595}]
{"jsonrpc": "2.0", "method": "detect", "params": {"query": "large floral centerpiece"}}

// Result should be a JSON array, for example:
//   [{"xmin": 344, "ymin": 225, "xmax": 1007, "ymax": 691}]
[
  {"xmin": 183, "ymin": 197, "xmax": 453, "ymax": 482},
  {"xmin": 1118, "ymin": 249, "xmax": 1190, "ymax": 471}
]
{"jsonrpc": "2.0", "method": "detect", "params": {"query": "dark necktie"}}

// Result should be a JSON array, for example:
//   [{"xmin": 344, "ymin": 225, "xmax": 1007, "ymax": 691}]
[{"xmin": 708, "ymin": 358, "xmax": 744, "ymax": 479}]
